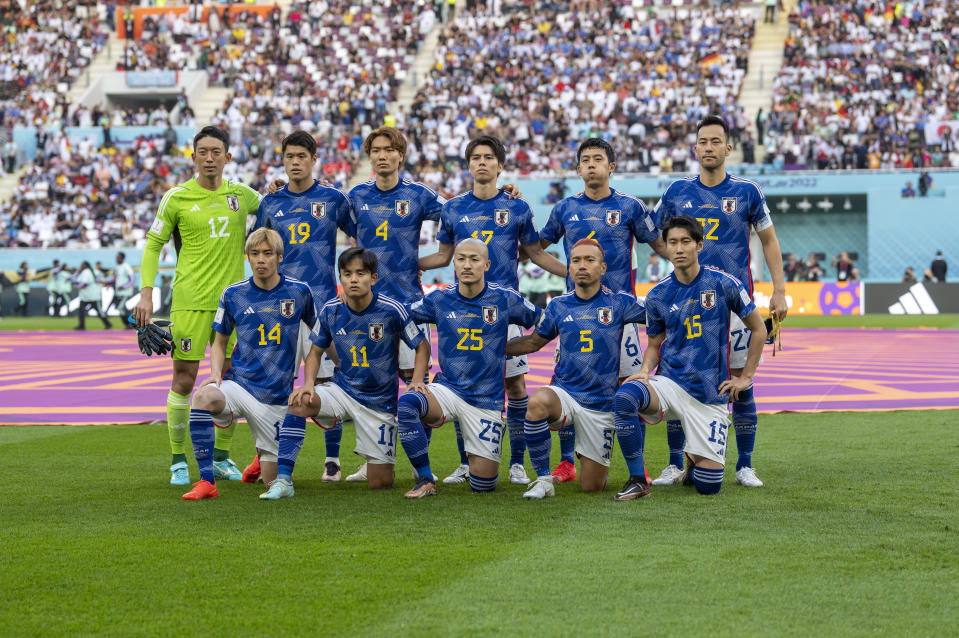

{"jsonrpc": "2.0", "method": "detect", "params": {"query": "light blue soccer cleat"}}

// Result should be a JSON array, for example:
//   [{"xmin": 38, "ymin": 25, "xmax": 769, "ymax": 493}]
[
  {"xmin": 170, "ymin": 461, "xmax": 190, "ymax": 486},
  {"xmin": 213, "ymin": 459, "xmax": 242, "ymax": 481},
  {"xmin": 259, "ymin": 478, "xmax": 295, "ymax": 500}
]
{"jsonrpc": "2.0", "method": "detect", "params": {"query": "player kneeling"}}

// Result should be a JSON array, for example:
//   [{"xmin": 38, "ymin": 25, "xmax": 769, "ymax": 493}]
[
  {"xmin": 614, "ymin": 216, "xmax": 765, "ymax": 497},
  {"xmin": 261, "ymin": 248, "xmax": 429, "ymax": 499},
  {"xmin": 506, "ymin": 239, "xmax": 648, "ymax": 499},
  {"xmin": 183, "ymin": 228, "xmax": 315, "ymax": 500}
]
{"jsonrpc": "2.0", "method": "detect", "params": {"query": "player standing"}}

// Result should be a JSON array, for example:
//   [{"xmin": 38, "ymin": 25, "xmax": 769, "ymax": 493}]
[
  {"xmin": 506, "ymin": 239, "xmax": 648, "ymax": 499},
  {"xmin": 538, "ymin": 138, "xmax": 666, "ymax": 483},
  {"xmin": 251, "ymin": 130, "xmax": 356, "ymax": 483},
  {"xmin": 419, "ymin": 135, "xmax": 566, "ymax": 486},
  {"xmin": 261, "ymin": 247, "xmax": 430, "ymax": 499},
  {"xmin": 110, "ymin": 252, "xmax": 136, "ymax": 327},
  {"xmin": 652, "ymin": 115, "xmax": 787, "ymax": 487},
  {"xmin": 133, "ymin": 126, "xmax": 261, "ymax": 486},
  {"xmin": 398, "ymin": 238, "xmax": 543, "ymax": 497},
  {"xmin": 613, "ymin": 216, "xmax": 766, "ymax": 497},
  {"xmin": 183, "ymin": 228, "xmax": 315, "ymax": 500}
]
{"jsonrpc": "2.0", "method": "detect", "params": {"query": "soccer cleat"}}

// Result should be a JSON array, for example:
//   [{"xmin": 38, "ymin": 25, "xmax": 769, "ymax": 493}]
[
  {"xmin": 736, "ymin": 466, "xmax": 764, "ymax": 487},
  {"xmin": 259, "ymin": 478, "xmax": 295, "ymax": 500},
  {"xmin": 550, "ymin": 460, "xmax": 577, "ymax": 483},
  {"xmin": 522, "ymin": 477, "xmax": 555, "ymax": 499},
  {"xmin": 405, "ymin": 476, "xmax": 437, "ymax": 499},
  {"xmin": 322, "ymin": 461, "xmax": 341, "ymax": 482},
  {"xmin": 508, "ymin": 463, "xmax": 531, "ymax": 485},
  {"xmin": 442, "ymin": 464, "xmax": 469, "ymax": 484},
  {"xmin": 169, "ymin": 461, "xmax": 190, "ymax": 486},
  {"xmin": 651, "ymin": 464, "xmax": 685, "ymax": 486},
  {"xmin": 182, "ymin": 480, "xmax": 218, "ymax": 500},
  {"xmin": 213, "ymin": 459, "xmax": 242, "ymax": 481},
  {"xmin": 345, "ymin": 463, "xmax": 368, "ymax": 482},
  {"xmin": 614, "ymin": 475, "xmax": 651, "ymax": 501},
  {"xmin": 241, "ymin": 456, "xmax": 261, "ymax": 483}
]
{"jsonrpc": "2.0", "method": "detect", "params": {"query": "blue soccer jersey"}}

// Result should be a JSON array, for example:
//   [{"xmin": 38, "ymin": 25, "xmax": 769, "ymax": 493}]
[
  {"xmin": 410, "ymin": 283, "xmax": 541, "ymax": 410},
  {"xmin": 437, "ymin": 191, "xmax": 540, "ymax": 290},
  {"xmin": 213, "ymin": 275, "xmax": 316, "ymax": 405},
  {"xmin": 310, "ymin": 294, "xmax": 424, "ymax": 414},
  {"xmin": 254, "ymin": 181, "xmax": 356, "ymax": 307},
  {"xmin": 535, "ymin": 289, "xmax": 646, "ymax": 411},
  {"xmin": 653, "ymin": 174, "xmax": 772, "ymax": 292},
  {"xmin": 540, "ymin": 189, "xmax": 659, "ymax": 293},
  {"xmin": 349, "ymin": 178, "xmax": 444, "ymax": 304},
  {"xmin": 644, "ymin": 266, "xmax": 757, "ymax": 405}
]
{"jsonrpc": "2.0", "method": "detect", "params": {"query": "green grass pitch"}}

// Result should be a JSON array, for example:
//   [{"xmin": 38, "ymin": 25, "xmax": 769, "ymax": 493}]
[{"xmin": 2, "ymin": 410, "xmax": 957, "ymax": 636}]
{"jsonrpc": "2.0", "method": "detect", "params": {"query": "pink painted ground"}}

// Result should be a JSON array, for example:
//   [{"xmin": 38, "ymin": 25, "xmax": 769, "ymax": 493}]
[{"xmin": 1, "ymin": 329, "xmax": 957, "ymax": 425}]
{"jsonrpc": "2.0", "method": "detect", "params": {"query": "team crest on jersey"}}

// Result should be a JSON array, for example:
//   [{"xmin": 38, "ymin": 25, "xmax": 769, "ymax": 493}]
[
  {"xmin": 483, "ymin": 306, "xmax": 498, "ymax": 324},
  {"xmin": 369, "ymin": 323, "xmax": 384, "ymax": 341},
  {"xmin": 226, "ymin": 194, "xmax": 239, "ymax": 212},
  {"xmin": 311, "ymin": 202, "xmax": 326, "ymax": 219},
  {"xmin": 700, "ymin": 290, "xmax": 717, "ymax": 310},
  {"xmin": 605, "ymin": 210, "xmax": 622, "ymax": 226},
  {"xmin": 721, "ymin": 197, "xmax": 737, "ymax": 215},
  {"xmin": 179, "ymin": 338, "xmax": 192, "ymax": 352},
  {"xmin": 598, "ymin": 307, "xmax": 613, "ymax": 325},
  {"xmin": 395, "ymin": 200, "xmax": 411, "ymax": 217},
  {"xmin": 494, "ymin": 209, "xmax": 509, "ymax": 226},
  {"xmin": 280, "ymin": 299, "xmax": 295, "ymax": 318}
]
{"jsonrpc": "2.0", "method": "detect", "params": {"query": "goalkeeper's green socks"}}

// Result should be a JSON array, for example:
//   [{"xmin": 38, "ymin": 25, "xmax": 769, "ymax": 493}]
[
  {"xmin": 214, "ymin": 419, "xmax": 236, "ymax": 461},
  {"xmin": 167, "ymin": 390, "xmax": 190, "ymax": 465}
]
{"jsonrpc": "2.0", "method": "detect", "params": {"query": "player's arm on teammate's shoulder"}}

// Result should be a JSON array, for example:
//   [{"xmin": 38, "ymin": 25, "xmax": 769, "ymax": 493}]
[
  {"xmin": 649, "ymin": 235, "xmax": 669, "ymax": 259},
  {"xmin": 408, "ymin": 340, "xmax": 432, "ymax": 394},
  {"xmin": 626, "ymin": 331, "xmax": 664, "ymax": 384},
  {"xmin": 500, "ymin": 183, "xmax": 523, "ymax": 199},
  {"xmin": 199, "ymin": 332, "xmax": 230, "ymax": 389},
  {"xmin": 524, "ymin": 241, "xmax": 567, "ymax": 277},
  {"xmin": 419, "ymin": 242, "xmax": 453, "ymax": 271},
  {"xmin": 719, "ymin": 309, "xmax": 766, "ymax": 401},
  {"xmin": 506, "ymin": 331, "xmax": 550, "ymax": 356},
  {"xmin": 757, "ymin": 225, "xmax": 788, "ymax": 319}
]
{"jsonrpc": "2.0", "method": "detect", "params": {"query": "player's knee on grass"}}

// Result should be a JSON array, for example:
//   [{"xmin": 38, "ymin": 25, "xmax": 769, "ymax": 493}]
[
  {"xmin": 468, "ymin": 472, "xmax": 498, "ymax": 492},
  {"xmin": 690, "ymin": 466, "xmax": 724, "ymax": 495},
  {"xmin": 258, "ymin": 453, "xmax": 278, "ymax": 484},
  {"xmin": 367, "ymin": 463, "xmax": 394, "ymax": 489},
  {"xmin": 579, "ymin": 457, "xmax": 608, "ymax": 493}
]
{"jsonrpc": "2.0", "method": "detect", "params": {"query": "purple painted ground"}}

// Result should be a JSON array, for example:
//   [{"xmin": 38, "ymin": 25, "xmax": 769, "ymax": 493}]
[{"xmin": 2, "ymin": 329, "xmax": 957, "ymax": 424}]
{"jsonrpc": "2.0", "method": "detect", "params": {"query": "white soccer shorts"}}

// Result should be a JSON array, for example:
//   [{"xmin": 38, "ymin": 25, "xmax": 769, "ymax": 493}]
[
  {"xmin": 729, "ymin": 311, "xmax": 763, "ymax": 370},
  {"xmin": 313, "ymin": 382, "xmax": 397, "ymax": 465},
  {"xmin": 506, "ymin": 323, "xmax": 529, "ymax": 378},
  {"xmin": 425, "ymin": 382, "xmax": 505, "ymax": 462},
  {"xmin": 296, "ymin": 321, "xmax": 334, "ymax": 380},
  {"xmin": 645, "ymin": 375, "xmax": 730, "ymax": 465},
  {"xmin": 211, "ymin": 380, "xmax": 286, "ymax": 462},
  {"xmin": 545, "ymin": 386, "xmax": 615, "ymax": 467}
]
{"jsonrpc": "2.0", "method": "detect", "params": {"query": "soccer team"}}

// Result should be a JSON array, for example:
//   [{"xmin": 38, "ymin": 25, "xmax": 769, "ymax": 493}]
[{"xmin": 132, "ymin": 115, "xmax": 787, "ymax": 501}]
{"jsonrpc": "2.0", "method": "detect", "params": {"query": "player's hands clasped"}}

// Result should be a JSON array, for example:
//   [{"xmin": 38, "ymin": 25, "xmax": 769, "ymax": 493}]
[
  {"xmin": 718, "ymin": 375, "xmax": 753, "ymax": 402},
  {"xmin": 289, "ymin": 386, "xmax": 315, "ymax": 408}
]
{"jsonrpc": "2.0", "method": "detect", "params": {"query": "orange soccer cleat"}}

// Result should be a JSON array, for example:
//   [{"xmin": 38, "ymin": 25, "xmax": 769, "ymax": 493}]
[
  {"xmin": 550, "ymin": 459, "xmax": 577, "ymax": 483},
  {"xmin": 241, "ymin": 455, "xmax": 261, "ymax": 483},
  {"xmin": 182, "ymin": 480, "xmax": 219, "ymax": 500}
]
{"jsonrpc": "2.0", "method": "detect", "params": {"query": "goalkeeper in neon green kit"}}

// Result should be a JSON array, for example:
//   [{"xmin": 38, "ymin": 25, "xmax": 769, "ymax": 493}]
[{"xmin": 133, "ymin": 126, "xmax": 262, "ymax": 486}]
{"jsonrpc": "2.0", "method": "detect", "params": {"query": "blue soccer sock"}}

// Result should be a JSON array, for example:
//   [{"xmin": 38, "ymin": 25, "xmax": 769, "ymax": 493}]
[
  {"xmin": 691, "ymin": 466, "xmax": 724, "ymax": 495},
  {"xmin": 277, "ymin": 414, "xmax": 307, "ymax": 481},
  {"xmin": 324, "ymin": 422, "xmax": 342, "ymax": 461},
  {"xmin": 614, "ymin": 381, "xmax": 650, "ymax": 478},
  {"xmin": 453, "ymin": 420, "xmax": 468, "ymax": 465},
  {"xmin": 524, "ymin": 418, "xmax": 552, "ymax": 477},
  {"xmin": 557, "ymin": 423, "xmax": 576, "ymax": 464},
  {"xmin": 506, "ymin": 397, "xmax": 528, "ymax": 466},
  {"xmin": 732, "ymin": 386, "xmax": 757, "ymax": 470},
  {"xmin": 425, "ymin": 425, "xmax": 434, "ymax": 444},
  {"xmin": 666, "ymin": 419, "xmax": 685, "ymax": 469},
  {"xmin": 468, "ymin": 472, "xmax": 498, "ymax": 492},
  {"xmin": 188, "ymin": 409, "xmax": 215, "ymax": 484},
  {"xmin": 397, "ymin": 392, "xmax": 432, "ymax": 479}
]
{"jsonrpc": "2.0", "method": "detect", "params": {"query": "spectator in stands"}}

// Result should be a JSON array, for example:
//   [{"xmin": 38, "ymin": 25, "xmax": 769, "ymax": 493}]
[
  {"xmin": 832, "ymin": 252, "xmax": 855, "ymax": 282},
  {"xmin": 646, "ymin": 253, "xmax": 667, "ymax": 283},
  {"xmin": 918, "ymin": 172, "xmax": 933, "ymax": 196},
  {"xmin": 901, "ymin": 182, "xmax": 916, "ymax": 198},
  {"xmin": 783, "ymin": 253, "xmax": 803, "ymax": 282},
  {"xmin": 902, "ymin": 267, "xmax": 917, "ymax": 284},
  {"xmin": 3, "ymin": 140, "xmax": 16, "ymax": 173},
  {"xmin": 805, "ymin": 253, "xmax": 823, "ymax": 281},
  {"xmin": 930, "ymin": 251, "xmax": 947, "ymax": 282}
]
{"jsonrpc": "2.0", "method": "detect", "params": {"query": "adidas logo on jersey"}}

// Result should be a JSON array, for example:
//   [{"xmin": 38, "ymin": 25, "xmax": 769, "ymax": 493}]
[
  {"xmin": 243, "ymin": 306, "xmax": 255, "ymax": 315},
  {"xmin": 669, "ymin": 304, "xmax": 680, "ymax": 312},
  {"xmin": 683, "ymin": 201, "xmax": 693, "ymax": 209},
  {"xmin": 361, "ymin": 204, "xmax": 369, "ymax": 210},
  {"xmin": 446, "ymin": 311, "xmax": 457, "ymax": 319},
  {"xmin": 459, "ymin": 216, "xmax": 469, "ymax": 223},
  {"xmin": 562, "ymin": 314, "xmax": 574, "ymax": 322},
  {"xmin": 336, "ymin": 328, "xmax": 347, "ymax": 335},
  {"xmin": 274, "ymin": 210, "xmax": 284, "ymax": 217},
  {"xmin": 190, "ymin": 204, "xmax": 201, "ymax": 212},
  {"xmin": 569, "ymin": 214, "xmax": 579, "ymax": 221}
]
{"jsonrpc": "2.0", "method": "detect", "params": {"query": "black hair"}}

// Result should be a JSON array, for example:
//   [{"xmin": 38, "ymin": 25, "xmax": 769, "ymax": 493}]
[
  {"xmin": 662, "ymin": 215, "xmax": 704, "ymax": 243},
  {"xmin": 465, "ymin": 135, "xmax": 506, "ymax": 165},
  {"xmin": 337, "ymin": 247, "xmax": 378, "ymax": 274},
  {"xmin": 117, "ymin": 252, "xmax": 126, "ymax": 261},
  {"xmin": 282, "ymin": 130, "xmax": 317, "ymax": 156},
  {"xmin": 576, "ymin": 138, "xmax": 615, "ymax": 164},
  {"xmin": 696, "ymin": 115, "xmax": 729, "ymax": 141},
  {"xmin": 192, "ymin": 125, "xmax": 229, "ymax": 151}
]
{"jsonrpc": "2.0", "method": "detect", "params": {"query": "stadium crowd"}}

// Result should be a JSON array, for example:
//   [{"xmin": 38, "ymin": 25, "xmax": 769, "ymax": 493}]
[
  {"xmin": 762, "ymin": 0, "xmax": 959, "ymax": 170},
  {"xmin": 397, "ymin": 3, "xmax": 755, "ymax": 197}
]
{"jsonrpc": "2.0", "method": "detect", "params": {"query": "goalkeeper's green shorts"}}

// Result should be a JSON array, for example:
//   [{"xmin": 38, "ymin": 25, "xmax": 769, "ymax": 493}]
[{"xmin": 170, "ymin": 309, "xmax": 237, "ymax": 361}]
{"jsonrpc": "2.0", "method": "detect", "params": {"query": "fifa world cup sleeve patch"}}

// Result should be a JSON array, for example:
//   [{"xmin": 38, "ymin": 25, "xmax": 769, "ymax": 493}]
[
  {"xmin": 405, "ymin": 321, "xmax": 420, "ymax": 341},
  {"xmin": 150, "ymin": 217, "xmax": 165, "ymax": 234},
  {"xmin": 740, "ymin": 289, "xmax": 751, "ymax": 306},
  {"xmin": 214, "ymin": 308, "xmax": 224, "ymax": 324}
]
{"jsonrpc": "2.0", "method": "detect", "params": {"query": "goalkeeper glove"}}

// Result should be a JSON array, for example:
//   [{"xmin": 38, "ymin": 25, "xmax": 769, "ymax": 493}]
[{"xmin": 129, "ymin": 315, "xmax": 175, "ymax": 357}]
